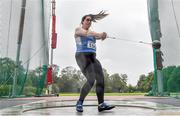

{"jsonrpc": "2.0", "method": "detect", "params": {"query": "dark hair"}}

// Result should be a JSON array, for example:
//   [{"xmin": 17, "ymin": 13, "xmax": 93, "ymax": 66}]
[
  {"xmin": 81, "ymin": 10, "xmax": 109, "ymax": 24},
  {"xmin": 81, "ymin": 15, "xmax": 91, "ymax": 24}
]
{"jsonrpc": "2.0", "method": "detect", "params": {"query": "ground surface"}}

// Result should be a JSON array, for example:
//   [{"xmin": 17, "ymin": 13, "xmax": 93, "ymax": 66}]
[{"xmin": 0, "ymin": 96, "xmax": 180, "ymax": 115}]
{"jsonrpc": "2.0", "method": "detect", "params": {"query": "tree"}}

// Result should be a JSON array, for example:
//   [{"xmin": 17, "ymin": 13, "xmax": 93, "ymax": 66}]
[
  {"xmin": 128, "ymin": 84, "xmax": 136, "ymax": 93},
  {"xmin": 58, "ymin": 66, "xmax": 84, "ymax": 92},
  {"xmin": 0, "ymin": 57, "xmax": 26, "ymax": 96},
  {"xmin": 162, "ymin": 66, "xmax": 176, "ymax": 92},
  {"xmin": 0, "ymin": 57, "xmax": 16, "ymax": 85},
  {"xmin": 136, "ymin": 72, "xmax": 153, "ymax": 92},
  {"xmin": 110, "ymin": 73, "xmax": 127, "ymax": 92},
  {"xmin": 120, "ymin": 74, "xmax": 128, "ymax": 92},
  {"xmin": 103, "ymin": 68, "xmax": 111, "ymax": 92},
  {"xmin": 167, "ymin": 66, "xmax": 180, "ymax": 92}
]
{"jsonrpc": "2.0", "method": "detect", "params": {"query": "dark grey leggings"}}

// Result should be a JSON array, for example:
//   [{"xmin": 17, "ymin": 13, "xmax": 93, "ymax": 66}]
[{"xmin": 75, "ymin": 52, "xmax": 104, "ymax": 104}]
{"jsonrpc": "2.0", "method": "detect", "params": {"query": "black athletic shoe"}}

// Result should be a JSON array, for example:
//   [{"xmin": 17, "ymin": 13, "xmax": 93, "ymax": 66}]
[
  {"xmin": 98, "ymin": 102, "xmax": 115, "ymax": 112},
  {"xmin": 76, "ymin": 100, "xmax": 83, "ymax": 112}
]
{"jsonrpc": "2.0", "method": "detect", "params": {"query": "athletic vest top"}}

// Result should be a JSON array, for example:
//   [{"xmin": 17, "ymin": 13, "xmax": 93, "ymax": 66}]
[{"xmin": 75, "ymin": 36, "xmax": 96, "ymax": 53}]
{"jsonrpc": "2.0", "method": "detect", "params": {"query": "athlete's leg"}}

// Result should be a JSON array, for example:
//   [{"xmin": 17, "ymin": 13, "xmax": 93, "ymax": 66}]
[
  {"xmin": 79, "ymin": 64, "xmax": 95, "ymax": 101},
  {"xmin": 93, "ymin": 59, "xmax": 104, "ymax": 104},
  {"xmin": 75, "ymin": 53, "xmax": 96, "ymax": 102},
  {"xmin": 94, "ymin": 59, "xmax": 115, "ymax": 112}
]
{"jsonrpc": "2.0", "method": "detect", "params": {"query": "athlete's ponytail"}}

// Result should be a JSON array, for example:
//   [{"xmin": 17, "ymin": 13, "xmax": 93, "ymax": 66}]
[{"xmin": 81, "ymin": 10, "xmax": 109, "ymax": 24}]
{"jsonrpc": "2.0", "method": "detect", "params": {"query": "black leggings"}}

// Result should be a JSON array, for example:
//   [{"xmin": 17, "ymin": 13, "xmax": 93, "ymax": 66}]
[{"xmin": 75, "ymin": 52, "xmax": 104, "ymax": 104}]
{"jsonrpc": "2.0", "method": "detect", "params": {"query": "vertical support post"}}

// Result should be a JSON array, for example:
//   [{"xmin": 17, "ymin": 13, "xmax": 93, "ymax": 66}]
[
  {"xmin": 157, "ymin": 70, "xmax": 163, "ymax": 95},
  {"xmin": 152, "ymin": 40, "xmax": 163, "ymax": 96},
  {"xmin": 36, "ymin": 65, "xmax": 48, "ymax": 96},
  {"xmin": 152, "ymin": 48, "xmax": 158, "ymax": 95},
  {"xmin": 147, "ymin": 0, "xmax": 164, "ymax": 96},
  {"xmin": 48, "ymin": 0, "xmax": 57, "ymax": 95},
  {"xmin": 12, "ymin": 0, "xmax": 26, "ymax": 97}
]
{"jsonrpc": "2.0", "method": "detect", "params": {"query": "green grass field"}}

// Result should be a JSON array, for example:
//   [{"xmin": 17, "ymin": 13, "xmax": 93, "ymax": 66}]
[{"xmin": 58, "ymin": 93, "xmax": 147, "ymax": 96}]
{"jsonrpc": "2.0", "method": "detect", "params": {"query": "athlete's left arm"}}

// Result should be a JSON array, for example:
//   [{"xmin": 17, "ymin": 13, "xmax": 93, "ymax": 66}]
[{"xmin": 88, "ymin": 31, "xmax": 107, "ymax": 40}]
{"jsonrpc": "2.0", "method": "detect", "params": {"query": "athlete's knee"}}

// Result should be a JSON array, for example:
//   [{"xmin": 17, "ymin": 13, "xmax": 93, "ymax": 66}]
[
  {"xmin": 87, "ymin": 79, "xmax": 95, "ymax": 87},
  {"xmin": 96, "ymin": 81, "xmax": 104, "ymax": 88}
]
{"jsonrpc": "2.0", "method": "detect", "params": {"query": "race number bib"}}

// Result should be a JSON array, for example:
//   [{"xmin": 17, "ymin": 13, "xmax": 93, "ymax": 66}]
[{"xmin": 87, "ymin": 41, "xmax": 96, "ymax": 49}]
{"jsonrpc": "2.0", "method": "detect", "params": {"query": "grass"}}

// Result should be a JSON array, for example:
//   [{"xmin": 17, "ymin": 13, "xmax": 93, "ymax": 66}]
[{"xmin": 59, "ymin": 92, "xmax": 147, "ymax": 96}]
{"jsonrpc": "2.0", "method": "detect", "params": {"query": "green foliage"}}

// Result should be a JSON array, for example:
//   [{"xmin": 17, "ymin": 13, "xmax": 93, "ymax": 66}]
[
  {"xmin": 103, "ymin": 69, "xmax": 112, "ymax": 92},
  {"xmin": 35, "ymin": 65, "xmax": 48, "ymax": 96},
  {"xmin": 128, "ymin": 84, "xmax": 136, "ymax": 93},
  {"xmin": 58, "ymin": 92, "xmax": 146, "ymax": 96},
  {"xmin": 0, "ymin": 57, "xmax": 16, "ymax": 85},
  {"xmin": 52, "ymin": 84, "xmax": 60, "ymax": 93},
  {"xmin": 136, "ymin": 72, "xmax": 153, "ymax": 92},
  {"xmin": 23, "ymin": 86, "xmax": 36, "ymax": 96},
  {"xmin": 110, "ymin": 73, "xmax": 128, "ymax": 92},
  {"xmin": 2, "ymin": 56, "xmax": 180, "ymax": 97},
  {"xmin": 57, "ymin": 66, "xmax": 130, "ymax": 93},
  {"xmin": 162, "ymin": 66, "xmax": 176, "ymax": 92},
  {"xmin": 167, "ymin": 66, "xmax": 180, "ymax": 92},
  {"xmin": 58, "ymin": 66, "xmax": 83, "ymax": 93},
  {"xmin": 0, "ymin": 57, "xmax": 28, "ymax": 96},
  {"xmin": 0, "ymin": 85, "xmax": 11, "ymax": 96}
]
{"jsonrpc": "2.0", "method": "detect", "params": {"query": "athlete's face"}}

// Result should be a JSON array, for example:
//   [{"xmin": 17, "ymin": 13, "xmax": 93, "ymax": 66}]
[{"xmin": 82, "ymin": 16, "xmax": 92, "ymax": 30}]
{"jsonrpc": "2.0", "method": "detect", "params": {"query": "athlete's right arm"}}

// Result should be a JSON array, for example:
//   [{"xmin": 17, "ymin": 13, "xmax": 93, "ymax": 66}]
[{"xmin": 74, "ymin": 27, "xmax": 107, "ymax": 40}]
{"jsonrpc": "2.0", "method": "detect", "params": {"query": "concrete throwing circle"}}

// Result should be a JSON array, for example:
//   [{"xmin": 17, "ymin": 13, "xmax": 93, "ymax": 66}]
[
  {"xmin": 23, "ymin": 105, "xmax": 157, "ymax": 115},
  {"xmin": 22, "ymin": 100, "xmax": 180, "ymax": 115},
  {"xmin": 2, "ymin": 99, "xmax": 180, "ymax": 115}
]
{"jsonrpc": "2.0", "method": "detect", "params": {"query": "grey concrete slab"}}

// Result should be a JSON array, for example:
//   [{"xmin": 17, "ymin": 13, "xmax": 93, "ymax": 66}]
[
  {"xmin": 0, "ymin": 96, "xmax": 180, "ymax": 115},
  {"xmin": 0, "ymin": 98, "xmax": 43, "ymax": 109}
]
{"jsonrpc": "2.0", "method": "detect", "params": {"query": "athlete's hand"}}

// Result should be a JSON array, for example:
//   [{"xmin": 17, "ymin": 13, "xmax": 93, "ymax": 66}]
[{"xmin": 101, "ymin": 32, "xmax": 107, "ymax": 41}]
